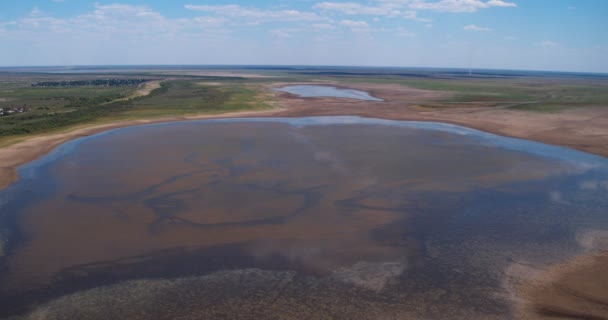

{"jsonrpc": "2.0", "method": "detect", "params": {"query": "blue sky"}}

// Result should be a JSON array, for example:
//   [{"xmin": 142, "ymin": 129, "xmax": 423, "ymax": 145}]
[{"xmin": 1, "ymin": 0, "xmax": 607, "ymax": 72}]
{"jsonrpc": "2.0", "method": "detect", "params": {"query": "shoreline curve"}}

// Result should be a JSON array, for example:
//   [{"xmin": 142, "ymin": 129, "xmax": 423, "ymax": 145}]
[{"xmin": 2, "ymin": 107, "xmax": 608, "ymax": 192}]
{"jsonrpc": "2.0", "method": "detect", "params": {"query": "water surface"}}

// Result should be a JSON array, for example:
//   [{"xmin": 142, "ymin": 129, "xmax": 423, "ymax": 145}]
[
  {"xmin": 0, "ymin": 116, "xmax": 607, "ymax": 319},
  {"xmin": 274, "ymin": 85, "xmax": 383, "ymax": 101}
]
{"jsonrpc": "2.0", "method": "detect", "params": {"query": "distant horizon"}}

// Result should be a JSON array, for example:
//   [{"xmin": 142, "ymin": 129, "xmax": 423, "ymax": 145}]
[
  {"xmin": 1, "ymin": 64, "xmax": 607, "ymax": 76},
  {"xmin": 1, "ymin": 1, "xmax": 607, "ymax": 73}
]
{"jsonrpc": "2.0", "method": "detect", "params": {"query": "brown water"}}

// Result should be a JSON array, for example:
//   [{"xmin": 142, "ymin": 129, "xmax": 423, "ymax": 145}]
[{"xmin": 1, "ymin": 117, "xmax": 607, "ymax": 319}]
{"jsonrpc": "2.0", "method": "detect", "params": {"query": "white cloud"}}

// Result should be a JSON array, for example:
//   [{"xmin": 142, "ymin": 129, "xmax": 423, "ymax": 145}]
[
  {"xmin": 0, "ymin": 21, "xmax": 17, "ymax": 27},
  {"xmin": 2, "ymin": 0, "xmax": 606, "ymax": 73},
  {"xmin": 313, "ymin": 0, "xmax": 515, "ymax": 21},
  {"xmin": 409, "ymin": 0, "xmax": 517, "ymax": 13},
  {"xmin": 87, "ymin": 3, "xmax": 163, "ymax": 20},
  {"xmin": 184, "ymin": 4, "xmax": 322, "ymax": 22},
  {"xmin": 487, "ymin": 0, "xmax": 517, "ymax": 7},
  {"xmin": 315, "ymin": 2, "xmax": 403, "ymax": 16},
  {"xmin": 464, "ymin": 24, "xmax": 491, "ymax": 31},
  {"xmin": 189, "ymin": 16, "xmax": 229, "ymax": 28},
  {"xmin": 339, "ymin": 20, "xmax": 369, "ymax": 28},
  {"xmin": 314, "ymin": 2, "xmax": 426, "ymax": 21},
  {"xmin": 13, "ymin": 3, "xmax": 229, "ymax": 34}
]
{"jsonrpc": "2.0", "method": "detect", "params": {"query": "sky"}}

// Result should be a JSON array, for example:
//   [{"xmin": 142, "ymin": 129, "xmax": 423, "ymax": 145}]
[{"xmin": 0, "ymin": 0, "xmax": 607, "ymax": 72}]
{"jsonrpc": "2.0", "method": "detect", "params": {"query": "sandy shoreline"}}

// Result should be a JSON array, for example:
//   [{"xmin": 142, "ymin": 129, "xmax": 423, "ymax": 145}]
[
  {"xmin": 0, "ymin": 109, "xmax": 281, "ymax": 191},
  {"xmin": 513, "ymin": 251, "xmax": 608, "ymax": 319},
  {"xmin": 1, "ymin": 83, "xmax": 607, "ymax": 192},
  {"xmin": 1, "ymin": 83, "xmax": 607, "ymax": 319}
]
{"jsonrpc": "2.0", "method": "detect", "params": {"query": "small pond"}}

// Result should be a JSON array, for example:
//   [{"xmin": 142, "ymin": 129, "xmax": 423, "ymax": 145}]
[{"xmin": 274, "ymin": 85, "xmax": 383, "ymax": 101}]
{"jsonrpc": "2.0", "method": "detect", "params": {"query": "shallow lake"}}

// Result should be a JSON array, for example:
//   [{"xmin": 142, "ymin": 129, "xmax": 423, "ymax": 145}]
[
  {"xmin": 274, "ymin": 85, "xmax": 383, "ymax": 101},
  {"xmin": 0, "ymin": 116, "xmax": 607, "ymax": 319}
]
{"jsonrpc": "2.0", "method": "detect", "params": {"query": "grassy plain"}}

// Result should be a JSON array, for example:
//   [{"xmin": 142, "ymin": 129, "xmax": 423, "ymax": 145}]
[
  {"xmin": 0, "ymin": 75, "xmax": 273, "ymax": 141},
  {"xmin": 2, "ymin": 67, "xmax": 608, "ymax": 141},
  {"xmin": 327, "ymin": 74, "xmax": 608, "ymax": 111}
]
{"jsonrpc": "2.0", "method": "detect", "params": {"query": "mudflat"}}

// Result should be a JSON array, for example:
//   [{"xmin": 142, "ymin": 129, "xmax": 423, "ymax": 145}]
[
  {"xmin": 0, "ymin": 109, "xmax": 280, "ymax": 191},
  {"xmin": 271, "ymin": 82, "xmax": 608, "ymax": 158},
  {"xmin": 2, "ymin": 81, "xmax": 608, "ymax": 193},
  {"xmin": 514, "ymin": 251, "xmax": 608, "ymax": 319},
  {"xmin": 1, "ymin": 73, "xmax": 607, "ymax": 319},
  {"xmin": 3, "ymin": 117, "xmax": 606, "ymax": 319}
]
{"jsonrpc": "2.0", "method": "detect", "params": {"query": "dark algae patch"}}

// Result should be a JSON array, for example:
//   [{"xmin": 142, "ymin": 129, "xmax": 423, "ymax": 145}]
[{"xmin": 1, "ymin": 116, "xmax": 607, "ymax": 319}]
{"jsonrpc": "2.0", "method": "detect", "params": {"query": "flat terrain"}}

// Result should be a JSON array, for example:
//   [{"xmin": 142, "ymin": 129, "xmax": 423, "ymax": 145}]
[
  {"xmin": 1, "ymin": 66, "xmax": 607, "ymax": 319},
  {"xmin": 2, "ymin": 67, "xmax": 608, "ymax": 189},
  {"xmin": 271, "ymin": 81, "xmax": 608, "ymax": 158},
  {"xmin": 4, "ymin": 118, "xmax": 606, "ymax": 319},
  {"xmin": 1, "ymin": 67, "xmax": 608, "ymax": 186}
]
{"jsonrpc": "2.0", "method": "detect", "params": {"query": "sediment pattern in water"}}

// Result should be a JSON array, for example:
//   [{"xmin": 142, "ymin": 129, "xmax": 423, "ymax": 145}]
[{"xmin": 1, "ymin": 117, "xmax": 607, "ymax": 319}]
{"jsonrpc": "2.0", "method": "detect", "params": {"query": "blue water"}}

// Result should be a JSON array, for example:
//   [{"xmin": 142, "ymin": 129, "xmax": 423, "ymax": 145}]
[
  {"xmin": 1, "ymin": 116, "xmax": 607, "ymax": 319},
  {"xmin": 274, "ymin": 85, "xmax": 383, "ymax": 101}
]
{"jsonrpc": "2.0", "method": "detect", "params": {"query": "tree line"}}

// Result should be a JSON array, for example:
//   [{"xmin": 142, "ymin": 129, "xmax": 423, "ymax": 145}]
[{"xmin": 32, "ymin": 79, "xmax": 149, "ymax": 87}]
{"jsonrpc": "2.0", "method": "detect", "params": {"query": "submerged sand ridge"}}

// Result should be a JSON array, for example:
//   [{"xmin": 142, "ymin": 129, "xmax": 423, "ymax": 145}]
[{"xmin": 1, "ymin": 117, "xmax": 608, "ymax": 319}]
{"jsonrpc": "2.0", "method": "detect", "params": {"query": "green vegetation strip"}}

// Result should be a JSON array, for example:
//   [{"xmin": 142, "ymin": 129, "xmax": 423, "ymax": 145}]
[
  {"xmin": 2, "ymin": 71, "xmax": 608, "ymax": 141},
  {"xmin": 0, "ymin": 80, "xmax": 272, "ymax": 138},
  {"xmin": 337, "ymin": 76, "xmax": 608, "ymax": 110}
]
